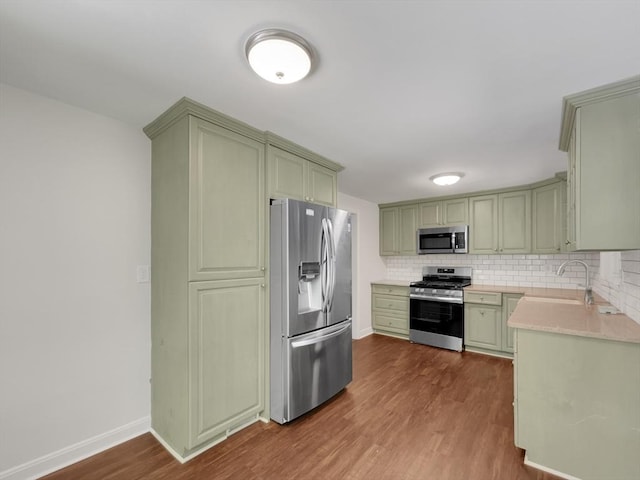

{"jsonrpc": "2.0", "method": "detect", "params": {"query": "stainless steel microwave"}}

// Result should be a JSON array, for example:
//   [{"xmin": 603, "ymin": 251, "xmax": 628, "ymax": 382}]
[{"xmin": 417, "ymin": 225, "xmax": 469, "ymax": 254}]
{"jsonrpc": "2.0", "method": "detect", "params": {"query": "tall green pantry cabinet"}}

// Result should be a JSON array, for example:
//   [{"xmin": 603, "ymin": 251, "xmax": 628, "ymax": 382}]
[{"xmin": 144, "ymin": 98, "xmax": 266, "ymax": 461}]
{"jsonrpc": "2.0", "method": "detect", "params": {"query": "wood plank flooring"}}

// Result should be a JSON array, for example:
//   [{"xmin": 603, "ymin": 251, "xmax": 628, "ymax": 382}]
[{"xmin": 42, "ymin": 334, "xmax": 560, "ymax": 480}]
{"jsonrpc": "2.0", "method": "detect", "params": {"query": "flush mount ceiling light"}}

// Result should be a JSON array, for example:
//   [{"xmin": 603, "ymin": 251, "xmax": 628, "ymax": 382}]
[
  {"xmin": 430, "ymin": 173, "xmax": 464, "ymax": 186},
  {"xmin": 245, "ymin": 29, "xmax": 313, "ymax": 84}
]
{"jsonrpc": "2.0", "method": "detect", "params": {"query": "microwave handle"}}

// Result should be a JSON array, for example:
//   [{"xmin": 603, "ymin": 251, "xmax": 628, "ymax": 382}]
[{"xmin": 452, "ymin": 232, "xmax": 456, "ymax": 248}]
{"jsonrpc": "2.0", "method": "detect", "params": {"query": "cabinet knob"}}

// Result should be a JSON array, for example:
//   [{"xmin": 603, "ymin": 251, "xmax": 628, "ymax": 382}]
[
  {"xmin": 261, "ymin": 284, "xmax": 265, "ymax": 288},
  {"xmin": 261, "ymin": 267, "xmax": 265, "ymax": 271},
  {"xmin": 565, "ymin": 240, "xmax": 571, "ymax": 245},
  {"xmin": 480, "ymin": 310, "xmax": 485, "ymax": 315}
]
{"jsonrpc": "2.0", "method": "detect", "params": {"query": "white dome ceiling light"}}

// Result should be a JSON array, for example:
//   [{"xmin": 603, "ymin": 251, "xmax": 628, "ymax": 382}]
[
  {"xmin": 245, "ymin": 29, "xmax": 314, "ymax": 84},
  {"xmin": 430, "ymin": 173, "xmax": 464, "ymax": 186}
]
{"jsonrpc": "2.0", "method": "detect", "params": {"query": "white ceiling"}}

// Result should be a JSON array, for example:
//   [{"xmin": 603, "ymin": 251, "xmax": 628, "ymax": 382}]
[{"xmin": 1, "ymin": 1, "xmax": 638, "ymax": 204}]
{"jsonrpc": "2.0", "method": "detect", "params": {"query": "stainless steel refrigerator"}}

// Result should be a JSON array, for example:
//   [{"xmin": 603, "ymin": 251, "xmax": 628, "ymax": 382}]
[{"xmin": 270, "ymin": 198, "xmax": 352, "ymax": 424}]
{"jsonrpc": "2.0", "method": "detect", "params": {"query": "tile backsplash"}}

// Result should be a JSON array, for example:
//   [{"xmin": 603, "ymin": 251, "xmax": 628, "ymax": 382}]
[
  {"xmin": 384, "ymin": 252, "xmax": 600, "ymax": 289},
  {"xmin": 384, "ymin": 251, "xmax": 640, "ymax": 324},
  {"xmin": 593, "ymin": 250, "xmax": 640, "ymax": 322}
]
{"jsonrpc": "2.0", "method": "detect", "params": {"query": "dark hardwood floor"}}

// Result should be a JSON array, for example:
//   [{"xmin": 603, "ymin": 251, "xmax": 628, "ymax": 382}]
[{"xmin": 42, "ymin": 334, "xmax": 560, "ymax": 480}]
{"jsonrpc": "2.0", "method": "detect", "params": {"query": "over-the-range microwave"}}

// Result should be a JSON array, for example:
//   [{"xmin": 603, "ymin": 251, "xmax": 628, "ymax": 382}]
[{"xmin": 416, "ymin": 225, "xmax": 469, "ymax": 254}]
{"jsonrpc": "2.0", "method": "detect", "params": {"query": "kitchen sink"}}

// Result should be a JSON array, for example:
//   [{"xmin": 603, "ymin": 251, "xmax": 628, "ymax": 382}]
[{"xmin": 523, "ymin": 296, "xmax": 583, "ymax": 305}]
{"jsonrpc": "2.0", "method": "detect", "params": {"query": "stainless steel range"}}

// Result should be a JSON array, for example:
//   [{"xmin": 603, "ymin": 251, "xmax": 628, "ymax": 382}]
[{"xmin": 409, "ymin": 266, "xmax": 472, "ymax": 352}]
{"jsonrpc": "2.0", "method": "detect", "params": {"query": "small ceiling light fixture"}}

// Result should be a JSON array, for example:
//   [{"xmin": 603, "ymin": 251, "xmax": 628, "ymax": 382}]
[
  {"xmin": 430, "ymin": 172, "xmax": 464, "ymax": 186},
  {"xmin": 245, "ymin": 29, "xmax": 313, "ymax": 84}
]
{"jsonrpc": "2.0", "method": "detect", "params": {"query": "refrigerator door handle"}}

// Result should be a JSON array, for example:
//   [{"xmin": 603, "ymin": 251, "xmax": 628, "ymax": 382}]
[
  {"xmin": 326, "ymin": 218, "xmax": 336, "ymax": 311},
  {"xmin": 320, "ymin": 218, "xmax": 329, "ymax": 313},
  {"xmin": 290, "ymin": 321, "xmax": 351, "ymax": 348}
]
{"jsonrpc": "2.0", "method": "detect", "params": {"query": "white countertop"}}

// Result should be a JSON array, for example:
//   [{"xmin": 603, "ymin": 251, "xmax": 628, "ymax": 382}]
[
  {"xmin": 371, "ymin": 279, "xmax": 411, "ymax": 287},
  {"xmin": 507, "ymin": 294, "xmax": 640, "ymax": 344}
]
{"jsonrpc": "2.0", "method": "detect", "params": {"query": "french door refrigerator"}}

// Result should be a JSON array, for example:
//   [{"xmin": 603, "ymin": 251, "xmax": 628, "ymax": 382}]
[{"xmin": 270, "ymin": 198, "xmax": 352, "ymax": 424}]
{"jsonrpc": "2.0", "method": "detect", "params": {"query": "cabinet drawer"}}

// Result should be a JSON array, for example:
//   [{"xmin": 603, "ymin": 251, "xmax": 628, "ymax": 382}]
[
  {"xmin": 372, "ymin": 294, "xmax": 408, "ymax": 312},
  {"xmin": 372, "ymin": 284, "xmax": 409, "ymax": 296},
  {"xmin": 372, "ymin": 311, "xmax": 408, "ymax": 333},
  {"xmin": 464, "ymin": 291, "xmax": 502, "ymax": 306}
]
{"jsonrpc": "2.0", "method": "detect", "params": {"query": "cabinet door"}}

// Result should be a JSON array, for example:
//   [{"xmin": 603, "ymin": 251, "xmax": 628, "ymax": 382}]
[
  {"xmin": 532, "ymin": 182, "xmax": 564, "ymax": 254},
  {"xmin": 379, "ymin": 207, "xmax": 398, "ymax": 256},
  {"xmin": 502, "ymin": 294, "xmax": 522, "ymax": 353},
  {"xmin": 268, "ymin": 146, "xmax": 305, "ymax": 202},
  {"xmin": 307, "ymin": 162, "xmax": 337, "ymax": 207},
  {"xmin": 398, "ymin": 204, "xmax": 418, "ymax": 255},
  {"xmin": 464, "ymin": 303, "xmax": 502, "ymax": 351},
  {"xmin": 469, "ymin": 195, "xmax": 498, "ymax": 254},
  {"xmin": 443, "ymin": 198, "xmax": 469, "ymax": 225},
  {"xmin": 576, "ymin": 93, "xmax": 640, "ymax": 250},
  {"xmin": 372, "ymin": 310, "xmax": 408, "ymax": 335},
  {"xmin": 566, "ymin": 119, "xmax": 577, "ymax": 251},
  {"xmin": 418, "ymin": 201, "xmax": 442, "ymax": 227},
  {"xmin": 189, "ymin": 117, "xmax": 265, "ymax": 281},
  {"xmin": 188, "ymin": 278, "xmax": 265, "ymax": 449},
  {"xmin": 499, "ymin": 190, "xmax": 531, "ymax": 254}
]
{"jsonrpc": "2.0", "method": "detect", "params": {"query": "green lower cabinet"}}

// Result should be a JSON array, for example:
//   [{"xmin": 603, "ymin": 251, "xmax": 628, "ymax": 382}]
[
  {"xmin": 188, "ymin": 278, "xmax": 265, "ymax": 450},
  {"xmin": 501, "ymin": 294, "xmax": 522, "ymax": 354},
  {"xmin": 514, "ymin": 328, "xmax": 640, "ymax": 479},
  {"xmin": 464, "ymin": 290, "xmax": 522, "ymax": 357},
  {"xmin": 371, "ymin": 284, "xmax": 409, "ymax": 338},
  {"xmin": 464, "ymin": 303, "xmax": 502, "ymax": 351}
]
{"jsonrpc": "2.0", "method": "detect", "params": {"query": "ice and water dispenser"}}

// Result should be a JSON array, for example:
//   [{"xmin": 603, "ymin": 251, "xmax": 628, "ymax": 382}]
[{"xmin": 298, "ymin": 261, "xmax": 322, "ymax": 314}]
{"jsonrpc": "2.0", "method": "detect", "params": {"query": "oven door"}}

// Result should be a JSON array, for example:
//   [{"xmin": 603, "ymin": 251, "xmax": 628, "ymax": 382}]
[{"xmin": 409, "ymin": 298, "xmax": 463, "ymax": 338}]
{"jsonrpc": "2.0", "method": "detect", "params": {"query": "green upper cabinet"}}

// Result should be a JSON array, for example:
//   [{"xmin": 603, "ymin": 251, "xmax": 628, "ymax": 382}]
[
  {"xmin": 189, "ymin": 117, "xmax": 265, "ymax": 281},
  {"xmin": 418, "ymin": 198, "xmax": 468, "ymax": 227},
  {"xmin": 559, "ymin": 76, "xmax": 640, "ymax": 251},
  {"xmin": 307, "ymin": 162, "xmax": 337, "ymax": 207},
  {"xmin": 380, "ymin": 204, "xmax": 418, "ymax": 255},
  {"xmin": 267, "ymin": 145, "xmax": 305, "ymax": 200},
  {"xmin": 498, "ymin": 190, "xmax": 531, "ymax": 254},
  {"xmin": 532, "ymin": 180, "xmax": 566, "ymax": 254},
  {"xmin": 469, "ymin": 191, "xmax": 530, "ymax": 254},
  {"xmin": 469, "ymin": 194, "xmax": 499, "ymax": 254},
  {"xmin": 379, "ymin": 207, "xmax": 399, "ymax": 256},
  {"xmin": 267, "ymin": 137, "xmax": 341, "ymax": 207},
  {"xmin": 398, "ymin": 204, "xmax": 418, "ymax": 255}
]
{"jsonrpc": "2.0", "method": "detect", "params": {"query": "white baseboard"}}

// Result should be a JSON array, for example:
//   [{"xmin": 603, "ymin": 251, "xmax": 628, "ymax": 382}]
[
  {"xmin": 524, "ymin": 453, "xmax": 583, "ymax": 480},
  {"xmin": 0, "ymin": 416, "xmax": 150, "ymax": 480},
  {"xmin": 354, "ymin": 327, "xmax": 373, "ymax": 339},
  {"xmin": 151, "ymin": 414, "xmax": 262, "ymax": 464}
]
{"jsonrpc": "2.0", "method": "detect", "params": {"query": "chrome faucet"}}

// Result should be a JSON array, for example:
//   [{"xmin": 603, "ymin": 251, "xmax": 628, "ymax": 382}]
[{"xmin": 556, "ymin": 260, "xmax": 594, "ymax": 305}]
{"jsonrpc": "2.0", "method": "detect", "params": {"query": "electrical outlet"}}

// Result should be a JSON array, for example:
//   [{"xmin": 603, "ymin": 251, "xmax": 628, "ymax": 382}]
[
  {"xmin": 137, "ymin": 265, "xmax": 150, "ymax": 283},
  {"xmin": 598, "ymin": 305, "xmax": 619, "ymax": 315}
]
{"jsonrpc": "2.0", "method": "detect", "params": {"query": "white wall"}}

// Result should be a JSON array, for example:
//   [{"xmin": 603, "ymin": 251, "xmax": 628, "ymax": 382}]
[
  {"xmin": 337, "ymin": 193, "xmax": 386, "ymax": 339},
  {"xmin": 0, "ymin": 84, "xmax": 151, "ymax": 479}
]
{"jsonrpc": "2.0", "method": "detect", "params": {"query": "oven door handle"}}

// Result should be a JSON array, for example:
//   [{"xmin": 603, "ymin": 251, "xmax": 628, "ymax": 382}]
[
  {"xmin": 410, "ymin": 316, "xmax": 443, "ymax": 324},
  {"xmin": 409, "ymin": 294, "xmax": 463, "ymax": 304}
]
